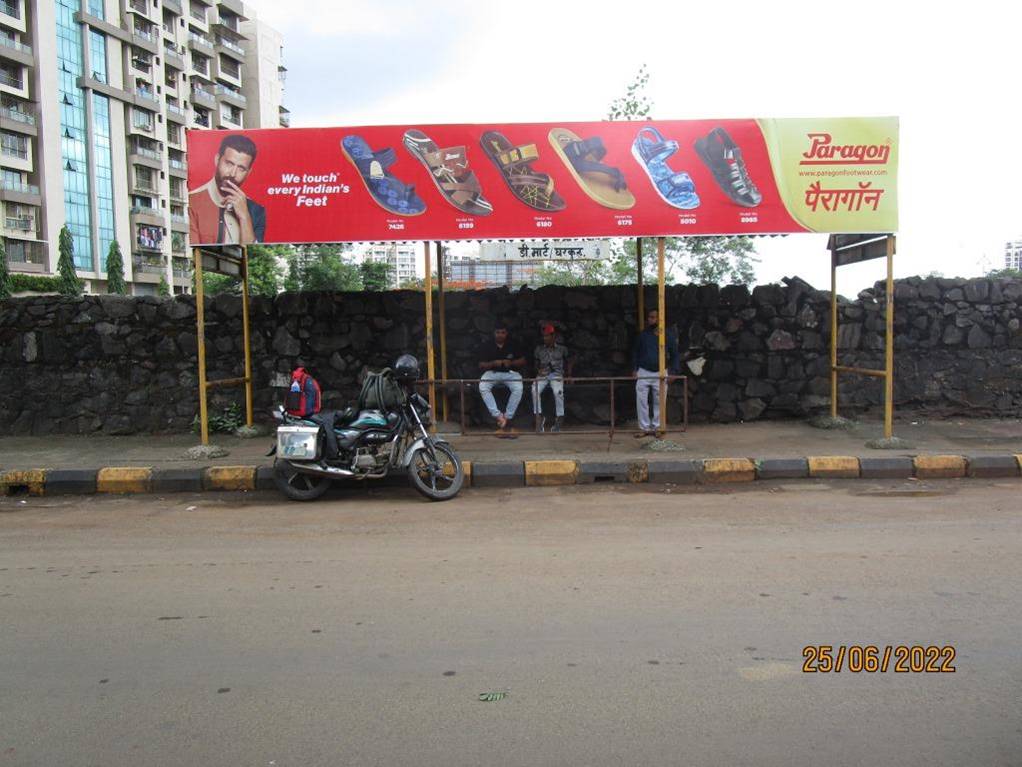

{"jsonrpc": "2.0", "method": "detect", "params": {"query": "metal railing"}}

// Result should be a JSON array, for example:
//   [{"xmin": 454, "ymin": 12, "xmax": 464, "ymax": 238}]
[
  {"xmin": 130, "ymin": 144, "xmax": 161, "ymax": 160},
  {"xmin": 168, "ymin": 158, "xmax": 186, "ymax": 170},
  {"xmin": 215, "ymin": 36, "xmax": 244, "ymax": 55},
  {"xmin": 5, "ymin": 215, "xmax": 33, "ymax": 230},
  {"xmin": 415, "ymin": 375, "xmax": 689, "ymax": 437},
  {"xmin": 215, "ymin": 84, "xmax": 245, "ymax": 103},
  {"xmin": 166, "ymin": 103, "xmax": 186, "ymax": 119},
  {"xmin": 0, "ymin": 105, "xmax": 33, "ymax": 125},
  {"xmin": 135, "ymin": 87, "xmax": 158, "ymax": 103},
  {"xmin": 133, "ymin": 258, "xmax": 166, "ymax": 274},
  {"xmin": 188, "ymin": 32, "xmax": 213, "ymax": 50},
  {"xmin": 0, "ymin": 35, "xmax": 31, "ymax": 55},
  {"xmin": 0, "ymin": 178, "xmax": 38, "ymax": 195},
  {"xmin": 132, "ymin": 27, "xmax": 155, "ymax": 43},
  {"xmin": 191, "ymin": 86, "xmax": 215, "ymax": 103},
  {"xmin": 0, "ymin": 70, "xmax": 23, "ymax": 89},
  {"xmin": 130, "ymin": 205, "xmax": 161, "ymax": 217}
]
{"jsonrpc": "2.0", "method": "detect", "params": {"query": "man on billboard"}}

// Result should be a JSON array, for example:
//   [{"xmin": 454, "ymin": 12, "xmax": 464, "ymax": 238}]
[{"xmin": 189, "ymin": 134, "xmax": 266, "ymax": 245}]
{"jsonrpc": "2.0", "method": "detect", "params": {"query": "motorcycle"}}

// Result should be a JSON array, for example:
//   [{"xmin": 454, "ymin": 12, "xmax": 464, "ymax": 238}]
[{"xmin": 268, "ymin": 360, "xmax": 464, "ymax": 502}]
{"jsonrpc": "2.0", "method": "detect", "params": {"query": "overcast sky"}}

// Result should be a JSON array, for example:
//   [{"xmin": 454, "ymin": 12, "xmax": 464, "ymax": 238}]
[{"xmin": 243, "ymin": 0, "xmax": 1020, "ymax": 293}]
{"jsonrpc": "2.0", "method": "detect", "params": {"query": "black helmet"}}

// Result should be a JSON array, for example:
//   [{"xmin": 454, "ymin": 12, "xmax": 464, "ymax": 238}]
[{"xmin": 393, "ymin": 354, "xmax": 420, "ymax": 381}]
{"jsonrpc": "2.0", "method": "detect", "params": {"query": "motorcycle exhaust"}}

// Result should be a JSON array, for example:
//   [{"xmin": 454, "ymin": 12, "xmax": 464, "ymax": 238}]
[{"xmin": 287, "ymin": 462, "xmax": 357, "ymax": 479}]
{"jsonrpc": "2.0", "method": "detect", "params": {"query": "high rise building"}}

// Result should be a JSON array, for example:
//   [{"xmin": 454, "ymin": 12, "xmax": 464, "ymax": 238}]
[
  {"xmin": 1005, "ymin": 240, "xmax": 1022, "ymax": 271},
  {"xmin": 2, "ymin": 0, "xmax": 286, "ymax": 295},
  {"xmin": 359, "ymin": 242, "xmax": 420, "ymax": 288}
]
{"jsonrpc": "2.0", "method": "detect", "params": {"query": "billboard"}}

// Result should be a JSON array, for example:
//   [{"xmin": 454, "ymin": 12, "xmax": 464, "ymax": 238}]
[{"xmin": 186, "ymin": 117, "xmax": 897, "ymax": 246}]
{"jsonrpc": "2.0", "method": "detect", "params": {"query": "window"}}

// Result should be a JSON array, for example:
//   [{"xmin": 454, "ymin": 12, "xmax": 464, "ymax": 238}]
[
  {"xmin": 131, "ymin": 108, "xmax": 154, "ymax": 131},
  {"xmin": 136, "ymin": 224, "xmax": 163, "ymax": 250},
  {"xmin": 0, "ymin": 130, "xmax": 27, "ymax": 159},
  {"xmin": 135, "ymin": 166, "xmax": 155, "ymax": 190},
  {"xmin": 219, "ymin": 56, "xmax": 239, "ymax": 78}
]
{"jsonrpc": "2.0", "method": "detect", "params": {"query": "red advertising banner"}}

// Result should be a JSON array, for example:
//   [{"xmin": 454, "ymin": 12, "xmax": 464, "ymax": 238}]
[{"xmin": 186, "ymin": 117, "xmax": 898, "ymax": 246}]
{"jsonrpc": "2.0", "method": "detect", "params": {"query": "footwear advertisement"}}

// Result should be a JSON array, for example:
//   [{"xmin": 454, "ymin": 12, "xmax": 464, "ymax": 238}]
[{"xmin": 187, "ymin": 117, "xmax": 898, "ymax": 245}]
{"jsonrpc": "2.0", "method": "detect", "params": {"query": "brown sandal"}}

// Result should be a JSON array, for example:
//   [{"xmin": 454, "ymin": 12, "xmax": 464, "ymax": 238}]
[
  {"xmin": 480, "ymin": 130, "xmax": 566, "ymax": 212},
  {"xmin": 403, "ymin": 129, "xmax": 493, "ymax": 216}
]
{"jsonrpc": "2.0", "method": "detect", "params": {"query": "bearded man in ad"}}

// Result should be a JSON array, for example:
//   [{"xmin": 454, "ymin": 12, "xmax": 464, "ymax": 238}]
[{"xmin": 189, "ymin": 134, "xmax": 267, "ymax": 245}]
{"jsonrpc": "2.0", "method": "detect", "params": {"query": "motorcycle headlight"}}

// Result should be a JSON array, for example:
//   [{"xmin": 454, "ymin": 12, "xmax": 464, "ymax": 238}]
[{"xmin": 276, "ymin": 426, "xmax": 320, "ymax": 460}]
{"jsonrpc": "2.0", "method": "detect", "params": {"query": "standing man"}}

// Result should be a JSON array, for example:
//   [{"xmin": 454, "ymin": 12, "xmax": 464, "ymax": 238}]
[
  {"xmin": 189, "ymin": 134, "xmax": 267, "ymax": 245},
  {"xmin": 632, "ymin": 308, "xmax": 679, "ymax": 437},
  {"xmin": 532, "ymin": 323, "xmax": 572, "ymax": 433},
  {"xmin": 478, "ymin": 322, "xmax": 527, "ymax": 436}
]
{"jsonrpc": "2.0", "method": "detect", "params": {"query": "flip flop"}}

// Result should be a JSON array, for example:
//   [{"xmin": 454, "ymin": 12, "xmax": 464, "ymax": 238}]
[
  {"xmin": 631, "ymin": 126, "xmax": 700, "ymax": 210},
  {"xmin": 480, "ymin": 130, "xmax": 566, "ymax": 212},
  {"xmin": 341, "ymin": 134, "xmax": 426, "ymax": 216},
  {"xmin": 548, "ymin": 127, "xmax": 635, "ymax": 210},
  {"xmin": 403, "ymin": 129, "xmax": 493, "ymax": 216}
]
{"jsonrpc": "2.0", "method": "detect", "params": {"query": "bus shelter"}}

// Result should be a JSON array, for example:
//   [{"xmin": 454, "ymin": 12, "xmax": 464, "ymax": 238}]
[{"xmin": 187, "ymin": 115, "xmax": 899, "ymax": 444}]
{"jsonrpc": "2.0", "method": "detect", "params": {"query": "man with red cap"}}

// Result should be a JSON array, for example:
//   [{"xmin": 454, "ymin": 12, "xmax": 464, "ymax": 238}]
[{"xmin": 532, "ymin": 323, "xmax": 572, "ymax": 432}]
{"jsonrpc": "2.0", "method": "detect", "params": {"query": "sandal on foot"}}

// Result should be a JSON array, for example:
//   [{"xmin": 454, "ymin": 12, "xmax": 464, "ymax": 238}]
[
  {"xmin": 341, "ymin": 134, "xmax": 426, "ymax": 216},
  {"xmin": 480, "ymin": 130, "xmax": 566, "ymax": 212},
  {"xmin": 403, "ymin": 129, "xmax": 493, "ymax": 216},
  {"xmin": 548, "ymin": 128, "xmax": 635, "ymax": 210},
  {"xmin": 693, "ymin": 127, "xmax": 762, "ymax": 208},
  {"xmin": 632, "ymin": 127, "xmax": 700, "ymax": 210}
]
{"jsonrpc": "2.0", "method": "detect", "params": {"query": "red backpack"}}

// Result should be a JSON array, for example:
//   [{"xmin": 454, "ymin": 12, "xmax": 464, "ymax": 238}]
[{"xmin": 284, "ymin": 367, "xmax": 322, "ymax": 417}]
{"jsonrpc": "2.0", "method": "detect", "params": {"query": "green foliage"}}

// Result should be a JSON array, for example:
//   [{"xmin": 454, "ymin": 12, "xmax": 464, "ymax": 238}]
[
  {"xmin": 191, "ymin": 402, "xmax": 243, "ymax": 434},
  {"xmin": 360, "ymin": 260, "xmax": 393, "ymax": 291},
  {"xmin": 606, "ymin": 64, "xmax": 652, "ymax": 121},
  {"xmin": 105, "ymin": 241, "xmax": 126, "ymax": 295},
  {"xmin": 201, "ymin": 244, "xmax": 287, "ymax": 297},
  {"xmin": 9, "ymin": 274, "xmax": 62, "ymax": 293},
  {"xmin": 986, "ymin": 268, "xmax": 1022, "ymax": 279},
  {"xmin": 399, "ymin": 276, "xmax": 425, "ymax": 290},
  {"xmin": 57, "ymin": 226, "xmax": 83, "ymax": 297},
  {"xmin": 0, "ymin": 240, "xmax": 10, "ymax": 300},
  {"xmin": 158, "ymin": 275, "xmax": 171, "ymax": 296},
  {"xmin": 284, "ymin": 244, "xmax": 362, "ymax": 292}
]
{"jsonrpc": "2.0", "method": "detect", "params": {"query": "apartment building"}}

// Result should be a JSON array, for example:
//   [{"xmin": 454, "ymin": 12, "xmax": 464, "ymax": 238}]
[
  {"xmin": 359, "ymin": 242, "xmax": 420, "ymax": 289},
  {"xmin": 1005, "ymin": 240, "xmax": 1022, "ymax": 271},
  {"xmin": 2, "ymin": 0, "xmax": 286, "ymax": 295}
]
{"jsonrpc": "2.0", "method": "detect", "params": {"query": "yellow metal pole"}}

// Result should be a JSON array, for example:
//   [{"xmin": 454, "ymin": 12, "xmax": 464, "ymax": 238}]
[
  {"xmin": 636, "ymin": 237, "xmax": 644, "ymax": 330},
  {"xmin": 436, "ymin": 240, "xmax": 448, "ymax": 424},
  {"xmin": 657, "ymin": 237, "xmax": 667, "ymax": 433},
  {"xmin": 193, "ymin": 248, "xmax": 209, "ymax": 446},
  {"xmin": 830, "ymin": 248, "xmax": 838, "ymax": 418},
  {"xmin": 884, "ymin": 235, "xmax": 896, "ymax": 439},
  {"xmin": 423, "ymin": 242, "xmax": 436, "ymax": 418},
  {"xmin": 241, "ymin": 246, "xmax": 253, "ymax": 428}
]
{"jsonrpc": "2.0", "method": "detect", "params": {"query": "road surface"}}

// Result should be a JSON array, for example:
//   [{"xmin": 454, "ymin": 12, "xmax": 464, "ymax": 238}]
[{"xmin": 1, "ymin": 480, "xmax": 1020, "ymax": 766}]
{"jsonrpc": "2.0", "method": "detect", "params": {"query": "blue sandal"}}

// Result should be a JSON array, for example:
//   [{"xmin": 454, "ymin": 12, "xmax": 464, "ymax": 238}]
[
  {"xmin": 341, "ymin": 135, "xmax": 426, "ymax": 216},
  {"xmin": 631, "ymin": 127, "xmax": 700, "ymax": 210}
]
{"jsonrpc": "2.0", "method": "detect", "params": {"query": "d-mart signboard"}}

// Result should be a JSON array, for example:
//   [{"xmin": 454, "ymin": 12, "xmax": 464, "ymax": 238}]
[{"xmin": 186, "ymin": 116, "xmax": 898, "ymax": 246}]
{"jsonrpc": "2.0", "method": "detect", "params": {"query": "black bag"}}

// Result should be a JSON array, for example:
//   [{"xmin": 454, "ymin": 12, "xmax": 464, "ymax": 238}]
[{"xmin": 358, "ymin": 368, "xmax": 405, "ymax": 411}]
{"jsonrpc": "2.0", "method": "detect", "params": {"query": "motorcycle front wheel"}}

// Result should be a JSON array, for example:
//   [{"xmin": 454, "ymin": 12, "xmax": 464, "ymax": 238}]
[
  {"xmin": 407, "ymin": 442, "xmax": 464, "ymax": 501},
  {"xmin": 273, "ymin": 459, "xmax": 332, "ymax": 501}
]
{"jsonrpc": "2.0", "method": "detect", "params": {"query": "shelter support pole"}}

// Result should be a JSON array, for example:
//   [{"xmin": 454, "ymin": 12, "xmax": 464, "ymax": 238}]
[
  {"xmin": 436, "ymin": 241, "xmax": 448, "ymax": 423},
  {"xmin": 657, "ymin": 237, "xmax": 667, "ymax": 432},
  {"xmin": 884, "ymin": 235, "xmax": 896, "ymax": 439},
  {"xmin": 193, "ymin": 248, "xmax": 209, "ymax": 446},
  {"xmin": 424, "ymin": 242, "xmax": 436, "ymax": 419},
  {"xmin": 241, "ymin": 246, "xmax": 253, "ymax": 428},
  {"xmin": 830, "ymin": 248, "xmax": 838, "ymax": 418},
  {"xmin": 636, "ymin": 237, "xmax": 644, "ymax": 329}
]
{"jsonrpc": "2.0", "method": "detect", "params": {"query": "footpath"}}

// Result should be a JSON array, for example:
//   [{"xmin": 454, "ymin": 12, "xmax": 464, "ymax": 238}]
[{"xmin": 1, "ymin": 417, "xmax": 1020, "ymax": 496}]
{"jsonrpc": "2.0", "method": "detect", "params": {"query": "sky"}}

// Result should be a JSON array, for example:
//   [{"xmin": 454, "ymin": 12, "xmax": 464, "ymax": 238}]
[{"xmin": 243, "ymin": 0, "xmax": 1021, "ymax": 294}]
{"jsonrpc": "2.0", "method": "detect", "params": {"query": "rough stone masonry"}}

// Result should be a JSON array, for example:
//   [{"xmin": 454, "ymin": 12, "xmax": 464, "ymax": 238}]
[{"xmin": 1, "ymin": 275, "xmax": 1020, "ymax": 435}]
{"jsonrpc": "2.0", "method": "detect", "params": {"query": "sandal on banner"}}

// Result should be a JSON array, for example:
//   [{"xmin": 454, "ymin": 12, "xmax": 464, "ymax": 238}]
[
  {"xmin": 631, "ymin": 126, "xmax": 700, "ymax": 210},
  {"xmin": 480, "ymin": 130, "xmax": 566, "ymax": 212},
  {"xmin": 403, "ymin": 129, "xmax": 492, "ymax": 216},
  {"xmin": 341, "ymin": 134, "xmax": 426, "ymax": 216},
  {"xmin": 548, "ymin": 127, "xmax": 635, "ymax": 210}
]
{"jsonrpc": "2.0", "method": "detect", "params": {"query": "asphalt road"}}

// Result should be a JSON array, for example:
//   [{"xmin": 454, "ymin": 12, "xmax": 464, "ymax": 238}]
[{"xmin": 1, "ymin": 481, "xmax": 1020, "ymax": 767}]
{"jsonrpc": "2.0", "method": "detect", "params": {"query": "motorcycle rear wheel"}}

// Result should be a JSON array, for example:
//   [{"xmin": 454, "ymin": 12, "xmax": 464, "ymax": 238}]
[
  {"xmin": 407, "ymin": 442, "xmax": 463, "ymax": 501},
  {"xmin": 273, "ymin": 459, "xmax": 332, "ymax": 501}
]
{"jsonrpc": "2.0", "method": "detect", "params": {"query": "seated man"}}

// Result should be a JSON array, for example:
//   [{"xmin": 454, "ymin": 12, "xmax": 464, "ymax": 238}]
[
  {"xmin": 478, "ymin": 323, "xmax": 526, "ymax": 436},
  {"xmin": 532, "ymin": 323, "xmax": 572, "ymax": 433}
]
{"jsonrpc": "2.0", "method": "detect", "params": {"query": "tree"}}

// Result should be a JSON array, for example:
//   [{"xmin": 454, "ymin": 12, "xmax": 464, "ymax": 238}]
[
  {"xmin": 201, "ymin": 244, "xmax": 287, "ymax": 297},
  {"xmin": 283, "ymin": 244, "xmax": 362, "ymax": 292},
  {"xmin": 105, "ymin": 241, "xmax": 126, "ymax": 295},
  {"xmin": 602, "ymin": 65, "xmax": 758, "ymax": 287},
  {"xmin": 158, "ymin": 275, "xmax": 170, "ymax": 296},
  {"xmin": 360, "ymin": 261, "xmax": 393, "ymax": 291},
  {"xmin": 986, "ymin": 268, "xmax": 1022, "ymax": 279},
  {"xmin": 57, "ymin": 226, "xmax": 82, "ymax": 297},
  {"xmin": 399, "ymin": 276, "xmax": 425, "ymax": 290},
  {"xmin": 0, "ymin": 239, "xmax": 10, "ymax": 300}
]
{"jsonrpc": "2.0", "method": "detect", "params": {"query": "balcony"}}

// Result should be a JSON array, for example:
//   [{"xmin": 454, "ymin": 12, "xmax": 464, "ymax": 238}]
[
  {"xmin": 192, "ymin": 111, "xmax": 210, "ymax": 128},
  {"xmin": 132, "ymin": 176, "xmax": 157, "ymax": 194},
  {"xmin": 0, "ymin": 34, "xmax": 31, "ymax": 57},
  {"xmin": 215, "ymin": 84, "xmax": 245, "ymax": 105},
  {"xmin": 168, "ymin": 158, "xmax": 186, "ymax": 171},
  {"xmin": 215, "ymin": 35, "xmax": 244, "ymax": 58},
  {"xmin": 135, "ymin": 87, "xmax": 159, "ymax": 107},
  {"xmin": 132, "ymin": 26, "xmax": 155, "ymax": 45},
  {"xmin": 169, "ymin": 187, "xmax": 186, "ymax": 203},
  {"xmin": 166, "ymin": 102, "xmax": 187, "ymax": 122},
  {"xmin": 188, "ymin": 32, "xmax": 213, "ymax": 53},
  {"xmin": 279, "ymin": 106, "xmax": 290, "ymax": 128},
  {"xmin": 163, "ymin": 43, "xmax": 184, "ymax": 68},
  {"xmin": 189, "ymin": 7, "xmax": 207, "ymax": 25},
  {"xmin": 170, "ymin": 214, "xmax": 189, "ymax": 231},
  {"xmin": 0, "ymin": 104, "xmax": 32, "ymax": 126},
  {"xmin": 130, "ymin": 205, "xmax": 165, "ymax": 225},
  {"xmin": 130, "ymin": 143, "xmax": 162, "ymax": 161},
  {"xmin": 0, "ymin": 177, "xmax": 38, "ymax": 195},
  {"xmin": 0, "ymin": 70, "xmax": 23, "ymax": 89},
  {"xmin": 5, "ymin": 240, "xmax": 45, "ymax": 272},
  {"xmin": 163, "ymin": 0, "xmax": 182, "ymax": 14},
  {"xmin": 133, "ymin": 256, "xmax": 167, "ymax": 274},
  {"xmin": 190, "ymin": 85, "xmax": 215, "ymax": 107}
]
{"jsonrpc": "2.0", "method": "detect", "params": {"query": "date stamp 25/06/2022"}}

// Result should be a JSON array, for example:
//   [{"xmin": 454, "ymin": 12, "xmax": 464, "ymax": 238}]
[{"xmin": 802, "ymin": 645, "xmax": 956, "ymax": 673}]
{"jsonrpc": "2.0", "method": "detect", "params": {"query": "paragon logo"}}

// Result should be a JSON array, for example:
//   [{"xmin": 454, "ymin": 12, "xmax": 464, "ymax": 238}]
[{"xmin": 800, "ymin": 133, "xmax": 891, "ymax": 165}]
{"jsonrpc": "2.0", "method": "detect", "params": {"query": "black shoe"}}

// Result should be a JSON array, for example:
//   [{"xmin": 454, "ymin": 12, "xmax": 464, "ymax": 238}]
[
  {"xmin": 694, "ymin": 127, "xmax": 762, "ymax": 208},
  {"xmin": 552, "ymin": 417, "xmax": 563, "ymax": 433}
]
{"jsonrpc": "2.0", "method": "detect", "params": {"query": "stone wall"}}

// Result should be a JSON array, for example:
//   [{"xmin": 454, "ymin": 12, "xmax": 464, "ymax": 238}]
[{"xmin": 1, "ymin": 275, "xmax": 1020, "ymax": 435}]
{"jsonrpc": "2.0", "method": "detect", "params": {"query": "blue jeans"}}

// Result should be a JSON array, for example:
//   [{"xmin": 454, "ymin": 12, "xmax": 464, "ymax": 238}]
[{"xmin": 479, "ymin": 371, "xmax": 523, "ymax": 420}]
